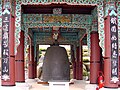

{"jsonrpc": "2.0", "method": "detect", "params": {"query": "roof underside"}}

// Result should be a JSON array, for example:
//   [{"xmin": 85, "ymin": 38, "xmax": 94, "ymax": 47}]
[{"xmin": 22, "ymin": 4, "xmax": 95, "ymax": 45}]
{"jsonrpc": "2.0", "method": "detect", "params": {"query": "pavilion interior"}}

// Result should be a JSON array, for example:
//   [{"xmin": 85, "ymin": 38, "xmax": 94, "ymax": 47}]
[{"xmin": 21, "ymin": 3, "xmax": 96, "ymax": 81}]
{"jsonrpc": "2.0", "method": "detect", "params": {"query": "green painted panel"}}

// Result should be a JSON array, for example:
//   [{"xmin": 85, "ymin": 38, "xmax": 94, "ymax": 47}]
[
  {"xmin": 24, "ymin": 23, "xmax": 91, "ymax": 29},
  {"xmin": 23, "ymin": 14, "xmax": 92, "ymax": 25}
]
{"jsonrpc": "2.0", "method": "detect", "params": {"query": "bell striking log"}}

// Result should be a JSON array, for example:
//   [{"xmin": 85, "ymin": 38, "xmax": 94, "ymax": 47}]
[{"xmin": 42, "ymin": 46, "xmax": 70, "ymax": 82}]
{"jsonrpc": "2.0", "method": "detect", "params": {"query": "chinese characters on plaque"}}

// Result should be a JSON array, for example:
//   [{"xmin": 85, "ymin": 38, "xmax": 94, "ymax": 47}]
[
  {"xmin": 1, "ymin": 10, "xmax": 10, "ymax": 81},
  {"xmin": 110, "ymin": 15, "xmax": 119, "ymax": 83}
]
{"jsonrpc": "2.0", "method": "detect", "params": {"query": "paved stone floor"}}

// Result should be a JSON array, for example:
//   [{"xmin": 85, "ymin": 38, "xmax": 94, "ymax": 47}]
[
  {"xmin": 0, "ymin": 79, "xmax": 120, "ymax": 90},
  {"xmin": 0, "ymin": 78, "xmax": 97, "ymax": 90}
]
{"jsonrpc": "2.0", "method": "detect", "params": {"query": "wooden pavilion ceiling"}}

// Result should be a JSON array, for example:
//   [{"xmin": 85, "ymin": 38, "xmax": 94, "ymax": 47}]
[
  {"xmin": 29, "ymin": 27, "xmax": 82, "ymax": 45},
  {"xmin": 22, "ymin": 3, "xmax": 91, "ymax": 44},
  {"xmin": 22, "ymin": 3, "xmax": 96, "ymax": 14}
]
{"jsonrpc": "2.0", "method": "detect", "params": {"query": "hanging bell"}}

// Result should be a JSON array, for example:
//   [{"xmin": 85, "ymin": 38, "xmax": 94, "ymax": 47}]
[{"xmin": 42, "ymin": 46, "xmax": 70, "ymax": 82}]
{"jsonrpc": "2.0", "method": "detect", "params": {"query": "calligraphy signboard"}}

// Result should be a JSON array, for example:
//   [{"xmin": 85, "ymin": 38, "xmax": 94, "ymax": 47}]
[
  {"xmin": 110, "ymin": 15, "xmax": 119, "ymax": 83},
  {"xmin": 1, "ymin": 9, "xmax": 10, "ymax": 81}
]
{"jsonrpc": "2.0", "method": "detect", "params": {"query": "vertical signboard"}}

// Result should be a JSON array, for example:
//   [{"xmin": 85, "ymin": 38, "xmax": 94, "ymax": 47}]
[
  {"xmin": 110, "ymin": 15, "xmax": 119, "ymax": 83},
  {"xmin": 1, "ymin": 9, "xmax": 10, "ymax": 81}
]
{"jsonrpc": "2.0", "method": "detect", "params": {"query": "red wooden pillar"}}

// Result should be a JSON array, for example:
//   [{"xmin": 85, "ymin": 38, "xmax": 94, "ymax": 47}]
[
  {"xmin": 34, "ymin": 61, "xmax": 37, "ymax": 78},
  {"xmin": 28, "ymin": 45, "xmax": 30, "ymax": 78},
  {"xmin": 34, "ymin": 45, "xmax": 39, "ymax": 78},
  {"xmin": 15, "ymin": 31, "xmax": 25, "ymax": 82},
  {"xmin": 76, "ymin": 46, "xmax": 79, "ymax": 80},
  {"xmin": 1, "ymin": 6, "xmax": 15, "ymax": 85},
  {"xmin": 79, "ymin": 41, "xmax": 83, "ymax": 80},
  {"xmin": 34, "ymin": 55, "xmax": 37, "ymax": 78},
  {"xmin": 76, "ymin": 44, "xmax": 83, "ymax": 80},
  {"xmin": 28, "ymin": 45, "xmax": 35, "ymax": 79},
  {"xmin": 104, "ymin": 15, "xmax": 118, "ymax": 88},
  {"xmin": 71, "ymin": 45, "xmax": 76, "ymax": 79},
  {"xmin": 90, "ymin": 31, "xmax": 100, "ymax": 84},
  {"xmin": 119, "ymin": 55, "xmax": 120, "ymax": 85},
  {"xmin": 73, "ymin": 61, "xmax": 76, "ymax": 79}
]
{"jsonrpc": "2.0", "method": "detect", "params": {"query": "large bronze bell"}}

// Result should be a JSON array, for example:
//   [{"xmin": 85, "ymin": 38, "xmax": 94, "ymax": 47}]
[{"xmin": 42, "ymin": 46, "xmax": 70, "ymax": 82}]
